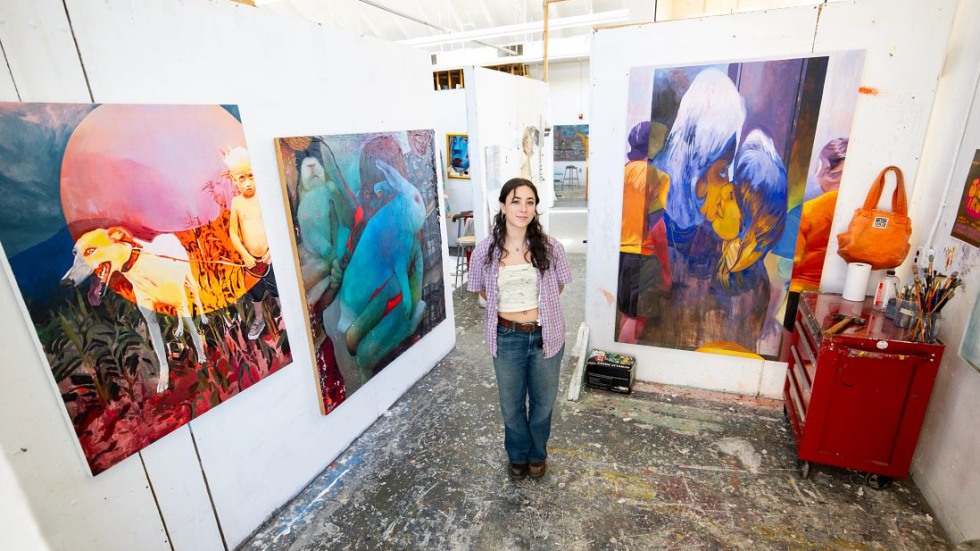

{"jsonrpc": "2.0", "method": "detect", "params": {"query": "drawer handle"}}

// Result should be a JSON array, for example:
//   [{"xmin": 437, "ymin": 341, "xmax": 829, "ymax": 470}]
[{"xmin": 842, "ymin": 347, "xmax": 913, "ymax": 361}]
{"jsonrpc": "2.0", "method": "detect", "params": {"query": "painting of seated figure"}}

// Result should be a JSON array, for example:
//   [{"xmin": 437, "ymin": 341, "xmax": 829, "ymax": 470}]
[{"xmin": 275, "ymin": 130, "xmax": 447, "ymax": 414}]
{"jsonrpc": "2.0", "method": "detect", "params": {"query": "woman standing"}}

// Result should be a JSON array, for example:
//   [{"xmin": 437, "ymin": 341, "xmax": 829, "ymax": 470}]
[{"xmin": 468, "ymin": 178, "xmax": 571, "ymax": 480}]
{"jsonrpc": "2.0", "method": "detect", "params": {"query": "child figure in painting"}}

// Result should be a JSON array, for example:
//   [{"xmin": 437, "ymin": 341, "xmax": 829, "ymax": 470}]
[
  {"xmin": 617, "ymin": 121, "xmax": 672, "ymax": 344},
  {"xmin": 780, "ymin": 138, "xmax": 848, "ymax": 359},
  {"xmin": 226, "ymin": 147, "xmax": 278, "ymax": 340},
  {"xmin": 468, "ymin": 178, "xmax": 572, "ymax": 481}
]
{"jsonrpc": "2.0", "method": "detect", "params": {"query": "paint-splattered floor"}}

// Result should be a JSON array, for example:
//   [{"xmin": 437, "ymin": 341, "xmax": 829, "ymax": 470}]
[{"xmin": 240, "ymin": 254, "xmax": 951, "ymax": 550}]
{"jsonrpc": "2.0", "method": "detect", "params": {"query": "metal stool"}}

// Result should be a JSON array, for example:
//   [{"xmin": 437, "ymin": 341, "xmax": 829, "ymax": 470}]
[
  {"xmin": 562, "ymin": 165, "xmax": 580, "ymax": 187},
  {"xmin": 454, "ymin": 235, "xmax": 476, "ymax": 288},
  {"xmin": 451, "ymin": 211, "xmax": 474, "ymax": 288}
]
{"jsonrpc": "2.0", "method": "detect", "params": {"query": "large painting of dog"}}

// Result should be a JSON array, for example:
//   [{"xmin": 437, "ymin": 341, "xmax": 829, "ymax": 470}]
[
  {"xmin": 616, "ymin": 53, "xmax": 864, "ymax": 359},
  {"xmin": 275, "ymin": 130, "xmax": 446, "ymax": 414},
  {"xmin": 0, "ymin": 103, "xmax": 292, "ymax": 475}
]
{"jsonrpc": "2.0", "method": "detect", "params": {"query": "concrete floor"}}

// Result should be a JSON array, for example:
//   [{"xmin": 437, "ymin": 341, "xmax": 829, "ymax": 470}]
[{"xmin": 240, "ymin": 253, "xmax": 952, "ymax": 550}]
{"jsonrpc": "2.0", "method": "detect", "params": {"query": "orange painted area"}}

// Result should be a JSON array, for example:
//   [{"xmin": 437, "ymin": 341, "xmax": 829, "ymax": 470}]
[
  {"xmin": 600, "ymin": 288, "xmax": 615, "ymax": 304},
  {"xmin": 858, "ymin": 86, "xmax": 879, "ymax": 96}
]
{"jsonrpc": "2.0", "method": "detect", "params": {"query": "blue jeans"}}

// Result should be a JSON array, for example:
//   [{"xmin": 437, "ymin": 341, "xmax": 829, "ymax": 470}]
[{"xmin": 492, "ymin": 324, "xmax": 564, "ymax": 464}]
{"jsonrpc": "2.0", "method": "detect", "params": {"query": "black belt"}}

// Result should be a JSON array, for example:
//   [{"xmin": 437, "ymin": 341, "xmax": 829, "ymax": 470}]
[{"xmin": 498, "ymin": 316, "xmax": 540, "ymax": 333}]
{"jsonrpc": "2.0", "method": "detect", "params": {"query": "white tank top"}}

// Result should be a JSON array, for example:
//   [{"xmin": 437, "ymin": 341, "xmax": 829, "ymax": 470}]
[{"xmin": 497, "ymin": 263, "xmax": 539, "ymax": 313}]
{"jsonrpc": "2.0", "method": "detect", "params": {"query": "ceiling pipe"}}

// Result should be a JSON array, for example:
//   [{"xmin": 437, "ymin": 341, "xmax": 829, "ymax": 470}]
[
  {"xmin": 356, "ymin": 0, "xmax": 519, "ymax": 56},
  {"xmin": 399, "ymin": 9, "xmax": 629, "ymax": 48}
]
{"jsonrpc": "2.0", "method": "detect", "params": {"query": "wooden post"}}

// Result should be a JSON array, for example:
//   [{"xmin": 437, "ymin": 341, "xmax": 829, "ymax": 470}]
[
  {"xmin": 543, "ymin": 1, "xmax": 551, "ymax": 82},
  {"xmin": 542, "ymin": 0, "xmax": 573, "ymax": 82}
]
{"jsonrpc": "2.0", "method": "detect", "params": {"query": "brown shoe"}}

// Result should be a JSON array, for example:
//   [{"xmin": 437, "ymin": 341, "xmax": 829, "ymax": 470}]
[
  {"xmin": 509, "ymin": 462, "xmax": 528, "ymax": 480},
  {"xmin": 528, "ymin": 460, "xmax": 547, "ymax": 478}
]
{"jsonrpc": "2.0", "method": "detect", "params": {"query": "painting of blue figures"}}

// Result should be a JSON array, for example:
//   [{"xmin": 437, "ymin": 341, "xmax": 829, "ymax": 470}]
[
  {"xmin": 275, "ymin": 130, "xmax": 446, "ymax": 413},
  {"xmin": 554, "ymin": 124, "xmax": 588, "ymax": 162},
  {"xmin": 446, "ymin": 133, "xmax": 470, "ymax": 179},
  {"xmin": 617, "ymin": 52, "xmax": 865, "ymax": 359}
]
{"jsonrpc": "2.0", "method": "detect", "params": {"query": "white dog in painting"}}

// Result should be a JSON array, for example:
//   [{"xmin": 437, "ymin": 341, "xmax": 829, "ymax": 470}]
[{"xmin": 61, "ymin": 226, "xmax": 207, "ymax": 392}]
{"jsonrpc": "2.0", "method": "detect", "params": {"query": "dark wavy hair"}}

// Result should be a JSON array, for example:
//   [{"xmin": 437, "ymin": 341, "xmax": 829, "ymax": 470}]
[{"xmin": 488, "ymin": 178, "xmax": 551, "ymax": 270}]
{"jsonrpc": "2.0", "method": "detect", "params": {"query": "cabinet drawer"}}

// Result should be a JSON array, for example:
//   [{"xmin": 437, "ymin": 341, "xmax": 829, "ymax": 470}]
[
  {"xmin": 793, "ymin": 321, "xmax": 817, "ymax": 384},
  {"xmin": 789, "ymin": 347, "xmax": 811, "ymax": 410},
  {"xmin": 787, "ymin": 369, "xmax": 807, "ymax": 424}
]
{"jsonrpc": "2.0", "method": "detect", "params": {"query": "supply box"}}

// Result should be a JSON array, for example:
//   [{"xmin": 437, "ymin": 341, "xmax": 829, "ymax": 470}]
[{"xmin": 585, "ymin": 349, "xmax": 636, "ymax": 394}]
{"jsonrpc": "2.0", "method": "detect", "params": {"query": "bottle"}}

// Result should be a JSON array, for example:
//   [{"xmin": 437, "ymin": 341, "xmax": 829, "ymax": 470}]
[{"xmin": 873, "ymin": 270, "xmax": 899, "ymax": 311}]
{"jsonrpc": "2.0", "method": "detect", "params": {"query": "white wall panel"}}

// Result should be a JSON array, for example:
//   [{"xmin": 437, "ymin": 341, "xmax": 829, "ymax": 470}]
[
  {"xmin": 813, "ymin": 0, "xmax": 961, "ymax": 291},
  {"xmin": 0, "ymin": 45, "xmax": 19, "ymax": 101},
  {"xmin": 0, "ymin": 450, "xmax": 50, "ymax": 550},
  {"xmin": 908, "ymin": 1, "xmax": 980, "ymax": 542},
  {"xmin": 547, "ymin": 60, "xmax": 590, "ymax": 125},
  {"xmin": 0, "ymin": 0, "xmax": 89, "ymax": 101},
  {"xmin": 140, "ymin": 427, "xmax": 224, "ymax": 551}
]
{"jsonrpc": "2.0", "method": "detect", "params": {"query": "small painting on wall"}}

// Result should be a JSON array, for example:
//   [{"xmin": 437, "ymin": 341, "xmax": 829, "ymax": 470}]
[
  {"xmin": 519, "ymin": 125, "xmax": 542, "ymax": 185},
  {"xmin": 616, "ymin": 52, "xmax": 865, "ymax": 359},
  {"xmin": 275, "ymin": 130, "xmax": 447, "ymax": 414},
  {"xmin": 951, "ymin": 149, "xmax": 980, "ymax": 248},
  {"xmin": 446, "ymin": 133, "xmax": 470, "ymax": 179},
  {"xmin": 0, "ymin": 103, "xmax": 293, "ymax": 475},
  {"xmin": 554, "ymin": 124, "xmax": 589, "ymax": 162}
]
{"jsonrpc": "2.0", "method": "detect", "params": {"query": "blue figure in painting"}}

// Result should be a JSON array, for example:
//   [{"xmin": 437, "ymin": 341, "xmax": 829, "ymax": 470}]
[
  {"xmin": 721, "ymin": 129, "xmax": 787, "ymax": 284},
  {"xmin": 337, "ymin": 159, "xmax": 427, "ymax": 377},
  {"xmin": 296, "ymin": 151, "xmax": 354, "ymax": 311},
  {"xmin": 449, "ymin": 135, "xmax": 469, "ymax": 176},
  {"xmin": 655, "ymin": 68, "xmax": 746, "ymax": 255}
]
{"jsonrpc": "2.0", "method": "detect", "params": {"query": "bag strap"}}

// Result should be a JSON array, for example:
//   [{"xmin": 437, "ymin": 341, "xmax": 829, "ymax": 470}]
[{"xmin": 862, "ymin": 166, "xmax": 908, "ymax": 215}]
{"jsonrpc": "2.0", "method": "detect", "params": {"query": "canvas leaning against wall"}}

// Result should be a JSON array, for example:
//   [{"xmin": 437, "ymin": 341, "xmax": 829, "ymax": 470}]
[
  {"xmin": 616, "ymin": 52, "xmax": 865, "ymax": 359},
  {"xmin": 0, "ymin": 103, "xmax": 293, "ymax": 475},
  {"xmin": 275, "ymin": 130, "xmax": 446, "ymax": 414}
]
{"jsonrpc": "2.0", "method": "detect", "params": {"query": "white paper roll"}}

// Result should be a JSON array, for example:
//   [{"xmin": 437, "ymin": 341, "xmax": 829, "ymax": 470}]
[{"xmin": 842, "ymin": 262, "xmax": 872, "ymax": 302}]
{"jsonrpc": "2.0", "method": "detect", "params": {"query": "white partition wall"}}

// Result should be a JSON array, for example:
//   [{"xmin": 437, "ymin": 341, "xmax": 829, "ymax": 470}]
[
  {"xmin": 913, "ymin": 76, "xmax": 980, "ymax": 543},
  {"xmin": 0, "ymin": 0, "xmax": 454, "ymax": 549},
  {"xmin": 586, "ymin": 0, "xmax": 956, "ymax": 398},
  {"xmin": 463, "ymin": 66, "xmax": 551, "ymax": 241},
  {"xmin": 908, "ymin": 1, "xmax": 980, "ymax": 542}
]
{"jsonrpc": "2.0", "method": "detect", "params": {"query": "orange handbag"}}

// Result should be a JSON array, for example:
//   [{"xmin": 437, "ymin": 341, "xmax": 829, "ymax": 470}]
[{"xmin": 837, "ymin": 165, "xmax": 912, "ymax": 270}]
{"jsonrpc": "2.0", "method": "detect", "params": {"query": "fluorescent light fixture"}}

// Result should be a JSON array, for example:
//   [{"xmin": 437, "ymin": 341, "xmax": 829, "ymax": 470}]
[{"xmin": 400, "ymin": 9, "xmax": 629, "ymax": 48}]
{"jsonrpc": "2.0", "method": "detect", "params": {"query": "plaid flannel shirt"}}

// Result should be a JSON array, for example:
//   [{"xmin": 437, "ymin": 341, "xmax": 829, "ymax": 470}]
[{"xmin": 468, "ymin": 235, "xmax": 571, "ymax": 359}]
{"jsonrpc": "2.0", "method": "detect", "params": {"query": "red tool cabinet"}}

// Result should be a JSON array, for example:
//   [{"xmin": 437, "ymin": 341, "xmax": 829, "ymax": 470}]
[{"xmin": 784, "ymin": 292, "xmax": 944, "ymax": 487}]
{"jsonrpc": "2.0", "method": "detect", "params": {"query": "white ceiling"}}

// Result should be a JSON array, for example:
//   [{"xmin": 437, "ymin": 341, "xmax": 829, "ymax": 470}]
[{"xmin": 255, "ymin": 0, "xmax": 631, "ymax": 65}]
